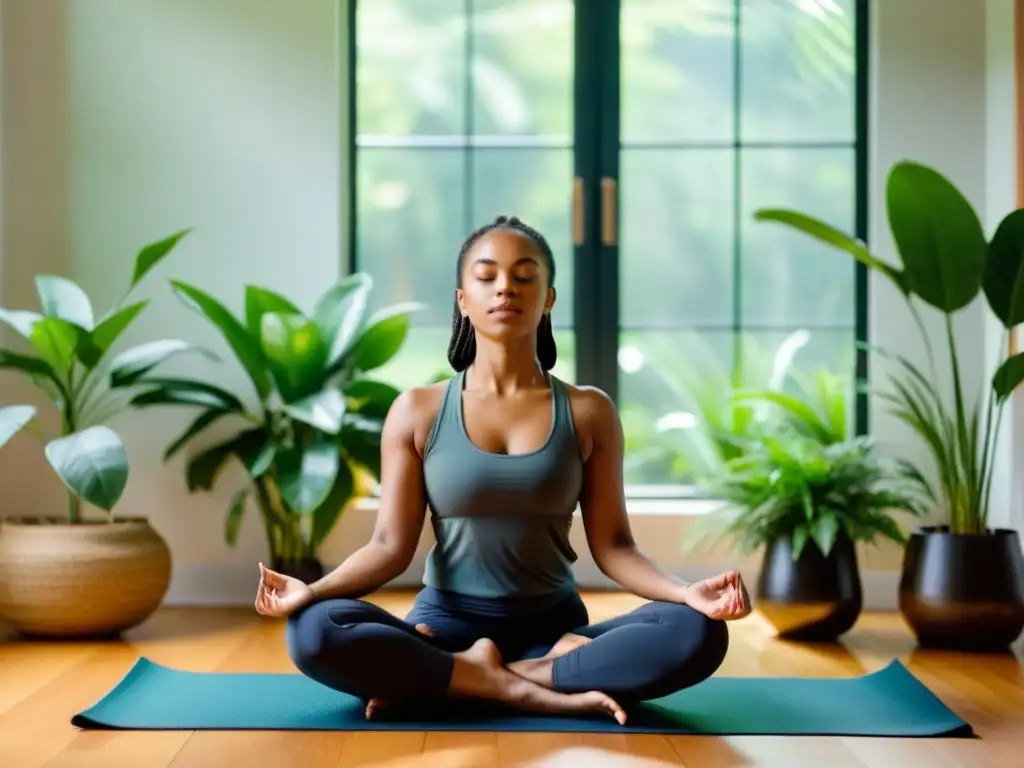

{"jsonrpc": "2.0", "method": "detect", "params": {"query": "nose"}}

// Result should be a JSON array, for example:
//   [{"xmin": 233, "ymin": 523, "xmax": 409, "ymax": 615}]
[{"xmin": 495, "ymin": 272, "xmax": 517, "ymax": 295}]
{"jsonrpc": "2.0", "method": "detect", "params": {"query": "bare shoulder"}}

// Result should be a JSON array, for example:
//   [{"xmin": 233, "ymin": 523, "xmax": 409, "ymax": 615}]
[
  {"xmin": 560, "ymin": 382, "xmax": 620, "ymax": 458},
  {"xmin": 384, "ymin": 380, "xmax": 450, "ymax": 455}
]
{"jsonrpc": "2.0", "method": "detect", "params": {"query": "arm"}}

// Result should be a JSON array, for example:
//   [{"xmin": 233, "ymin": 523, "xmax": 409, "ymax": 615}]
[
  {"xmin": 305, "ymin": 388, "xmax": 429, "ymax": 602},
  {"xmin": 576, "ymin": 389, "xmax": 693, "ymax": 604}
]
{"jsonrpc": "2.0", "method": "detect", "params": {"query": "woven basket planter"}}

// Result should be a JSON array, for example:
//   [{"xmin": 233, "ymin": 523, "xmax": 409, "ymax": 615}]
[{"xmin": 0, "ymin": 516, "xmax": 171, "ymax": 638}]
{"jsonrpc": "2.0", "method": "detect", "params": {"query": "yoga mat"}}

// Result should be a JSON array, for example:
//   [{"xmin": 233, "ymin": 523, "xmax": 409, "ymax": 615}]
[{"xmin": 71, "ymin": 657, "xmax": 972, "ymax": 737}]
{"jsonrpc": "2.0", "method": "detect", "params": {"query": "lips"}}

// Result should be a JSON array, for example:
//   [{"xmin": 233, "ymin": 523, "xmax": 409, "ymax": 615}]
[{"xmin": 489, "ymin": 304, "xmax": 522, "ymax": 314}]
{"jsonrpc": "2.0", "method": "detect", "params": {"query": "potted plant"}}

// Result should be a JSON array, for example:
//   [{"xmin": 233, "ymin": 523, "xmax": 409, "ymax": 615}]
[
  {"xmin": 689, "ymin": 369, "xmax": 926, "ymax": 641},
  {"xmin": 0, "ymin": 229, "xmax": 197, "ymax": 638},
  {"xmin": 126, "ymin": 273, "xmax": 420, "ymax": 582},
  {"xmin": 755, "ymin": 160, "xmax": 1024, "ymax": 651}
]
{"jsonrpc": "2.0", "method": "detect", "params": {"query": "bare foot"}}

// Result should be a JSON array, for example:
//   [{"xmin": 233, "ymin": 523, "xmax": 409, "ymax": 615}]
[
  {"xmin": 507, "ymin": 632, "xmax": 592, "ymax": 689},
  {"xmin": 448, "ymin": 638, "xmax": 626, "ymax": 725},
  {"xmin": 364, "ymin": 697, "xmax": 388, "ymax": 719}
]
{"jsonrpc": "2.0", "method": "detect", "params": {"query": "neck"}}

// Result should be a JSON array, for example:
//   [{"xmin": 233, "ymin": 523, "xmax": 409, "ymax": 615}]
[{"xmin": 465, "ymin": 335, "xmax": 545, "ymax": 394}]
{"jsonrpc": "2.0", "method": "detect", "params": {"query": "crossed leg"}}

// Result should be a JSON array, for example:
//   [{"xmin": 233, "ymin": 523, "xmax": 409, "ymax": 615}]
[
  {"xmin": 285, "ymin": 598, "xmax": 627, "ymax": 722},
  {"xmin": 507, "ymin": 600, "xmax": 729, "ymax": 702}
]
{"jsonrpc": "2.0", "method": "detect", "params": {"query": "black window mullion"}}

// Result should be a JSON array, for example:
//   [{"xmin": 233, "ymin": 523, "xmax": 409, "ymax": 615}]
[
  {"xmin": 572, "ymin": 0, "xmax": 603, "ymax": 388},
  {"xmin": 854, "ymin": 0, "xmax": 870, "ymax": 436},
  {"xmin": 595, "ymin": 0, "xmax": 621, "ymax": 404}
]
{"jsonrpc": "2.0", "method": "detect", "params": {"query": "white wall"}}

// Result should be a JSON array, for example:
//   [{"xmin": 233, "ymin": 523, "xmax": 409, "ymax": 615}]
[{"xmin": 0, "ymin": 0, "xmax": 1019, "ymax": 609}]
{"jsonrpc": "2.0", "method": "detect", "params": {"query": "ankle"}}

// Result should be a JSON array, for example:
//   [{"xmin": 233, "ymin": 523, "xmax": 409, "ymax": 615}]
[{"xmin": 507, "ymin": 656, "xmax": 555, "ymax": 688}]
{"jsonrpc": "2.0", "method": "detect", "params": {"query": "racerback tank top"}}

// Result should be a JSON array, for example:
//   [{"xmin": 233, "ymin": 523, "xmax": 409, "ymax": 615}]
[{"xmin": 421, "ymin": 369, "xmax": 583, "ymax": 603}]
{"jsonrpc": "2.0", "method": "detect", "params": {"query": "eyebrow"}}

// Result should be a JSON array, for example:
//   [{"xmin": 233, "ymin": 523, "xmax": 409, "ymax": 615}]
[{"xmin": 472, "ymin": 256, "xmax": 540, "ymax": 267}]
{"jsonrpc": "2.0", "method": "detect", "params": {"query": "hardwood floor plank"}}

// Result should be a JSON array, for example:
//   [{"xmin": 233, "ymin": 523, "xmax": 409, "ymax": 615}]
[
  {"xmin": 0, "ymin": 594, "xmax": 1019, "ymax": 768},
  {"xmin": 11, "ymin": 609, "xmax": 260, "ymax": 768},
  {"xmin": 168, "ymin": 618, "xmax": 349, "ymax": 768}
]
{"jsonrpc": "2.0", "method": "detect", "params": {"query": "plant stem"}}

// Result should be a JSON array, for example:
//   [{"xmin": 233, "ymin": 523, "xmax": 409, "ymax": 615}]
[
  {"xmin": 67, "ymin": 493, "xmax": 81, "ymax": 524},
  {"xmin": 909, "ymin": 301, "xmax": 939, "ymax": 384},
  {"xmin": 944, "ymin": 314, "xmax": 973, "ymax": 534}
]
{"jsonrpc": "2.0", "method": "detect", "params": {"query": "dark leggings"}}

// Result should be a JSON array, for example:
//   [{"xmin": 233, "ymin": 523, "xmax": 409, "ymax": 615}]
[{"xmin": 286, "ymin": 588, "xmax": 729, "ymax": 704}]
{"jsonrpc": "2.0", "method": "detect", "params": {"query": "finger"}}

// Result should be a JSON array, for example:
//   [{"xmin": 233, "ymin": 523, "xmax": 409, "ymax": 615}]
[{"xmin": 415, "ymin": 624, "xmax": 437, "ymax": 637}]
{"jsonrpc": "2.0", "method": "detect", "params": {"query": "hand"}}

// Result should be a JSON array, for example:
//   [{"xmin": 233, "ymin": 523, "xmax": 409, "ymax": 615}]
[
  {"xmin": 255, "ymin": 562, "xmax": 315, "ymax": 618},
  {"xmin": 683, "ymin": 570, "xmax": 752, "ymax": 621}
]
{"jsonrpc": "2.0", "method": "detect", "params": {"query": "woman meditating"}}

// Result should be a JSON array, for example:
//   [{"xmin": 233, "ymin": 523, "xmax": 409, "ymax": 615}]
[{"xmin": 254, "ymin": 215, "xmax": 751, "ymax": 724}]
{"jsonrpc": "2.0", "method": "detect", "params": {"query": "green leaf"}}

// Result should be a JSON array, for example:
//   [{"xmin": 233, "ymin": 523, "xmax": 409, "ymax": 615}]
[
  {"xmin": 247, "ymin": 441, "xmax": 276, "ymax": 478},
  {"xmin": 109, "ymin": 339, "xmax": 216, "ymax": 387},
  {"xmin": 133, "ymin": 377, "xmax": 245, "ymax": 412},
  {"xmin": 171, "ymin": 281, "xmax": 271, "ymax": 399},
  {"xmin": 992, "ymin": 351, "xmax": 1024, "ymax": 403},
  {"xmin": 132, "ymin": 388, "xmax": 229, "ymax": 411},
  {"xmin": 347, "ymin": 302, "xmax": 425, "ymax": 372},
  {"xmin": 791, "ymin": 525, "xmax": 810, "ymax": 560},
  {"xmin": 810, "ymin": 511, "xmax": 840, "ymax": 557},
  {"xmin": 184, "ymin": 428, "xmax": 266, "ymax": 493},
  {"xmin": 339, "ymin": 414, "xmax": 384, "ymax": 478},
  {"xmin": 44, "ymin": 426, "xmax": 129, "ymax": 512},
  {"xmin": 314, "ymin": 274, "xmax": 373, "ymax": 363},
  {"xmin": 885, "ymin": 161, "xmax": 987, "ymax": 312},
  {"xmin": 35, "ymin": 275, "xmax": 94, "ymax": 330},
  {"xmin": 131, "ymin": 228, "xmax": 192, "ymax": 289},
  {"xmin": 277, "ymin": 439, "xmax": 340, "ymax": 514},
  {"xmin": 734, "ymin": 390, "xmax": 838, "ymax": 444},
  {"xmin": 0, "ymin": 308, "xmax": 42, "ymax": 338},
  {"xmin": 224, "ymin": 488, "xmax": 248, "ymax": 546},
  {"xmin": 983, "ymin": 208, "xmax": 1024, "ymax": 327},
  {"xmin": 244, "ymin": 286, "xmax": 302, "ymax": 337},
  {"xmin": 0, "ymin": 405, "xmax": 36, "ymax": 450},
  {"xmin": 345, "ymin": 378, "xmax": 401, "ymax": 419},
  {"xmin": 260, "ymin": 312, "xmax": 327, "ymax": 402},
  {"xmin": 90, "ymin": 300, "xmax": 149, "ymax": 354},
  {"xmin": 284, "ymin": 388, "xmax": 346, "ymax": 434},
  {"xmin": 29, "ymin": 317, "xmax": 81, "ymax": 374},
  {"xmin": 0, "ymin": 349, "xmax": 63, "ymax": 389},
  {"xmin": 163, "ymin": 407, "xmax": 231, "ymax": 461},
  {"xmin": 310, "ymin": 459, "xmax": 354, "ymax": 550},
  {"xmin": 753, "ymin": 209, "xmax": 911, "ymax": 295}
]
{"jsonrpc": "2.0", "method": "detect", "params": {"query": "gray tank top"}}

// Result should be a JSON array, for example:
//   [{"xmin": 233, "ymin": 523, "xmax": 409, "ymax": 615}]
[{"xmin": 421, "ymin": 370, "xmax": 583, "ymax": 601}]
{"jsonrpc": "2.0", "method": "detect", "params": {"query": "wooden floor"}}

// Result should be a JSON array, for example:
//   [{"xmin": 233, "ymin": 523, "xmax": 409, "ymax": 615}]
[{"xmin": 1, "ymin": 591, "xmax": 1022, "ymax": 768}]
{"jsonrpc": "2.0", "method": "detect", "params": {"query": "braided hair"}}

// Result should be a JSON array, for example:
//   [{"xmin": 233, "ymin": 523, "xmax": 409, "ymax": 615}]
[{"xmin": 447, "ymin": 215, "xmax": 557, "ymax": 372}]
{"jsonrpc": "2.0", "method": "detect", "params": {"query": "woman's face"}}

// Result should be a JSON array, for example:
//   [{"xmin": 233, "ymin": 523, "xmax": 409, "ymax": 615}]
[{"xmin": 456, "ymin": 228, "xmax": 555, "ymax": 342}]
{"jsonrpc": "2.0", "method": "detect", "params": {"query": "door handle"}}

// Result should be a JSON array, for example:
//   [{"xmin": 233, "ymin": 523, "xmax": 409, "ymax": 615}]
[
  {"xmin": 572, "ymin": 176, "xmax": 585, "ymax": 245},
  {"xmin": 601, "ymin": 177, "xmax": 618, "ymax": 246}
]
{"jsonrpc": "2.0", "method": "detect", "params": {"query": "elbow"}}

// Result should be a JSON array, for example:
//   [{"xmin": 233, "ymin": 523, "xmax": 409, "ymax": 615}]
[
  {"xmin": 591, "ymin": 540, "xmax": 635, "ymax": 577},
  {"xmin": 369, "ymin": 532, "xmax": 417, "ymax": 577}
]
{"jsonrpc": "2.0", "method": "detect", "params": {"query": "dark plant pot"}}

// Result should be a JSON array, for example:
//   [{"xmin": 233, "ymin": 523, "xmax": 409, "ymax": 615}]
[
  {"xmin": 899, "ymin": 526, "xmax": 1024, "ymax": 652},
  {"xmin": 756, "ymin": 534, "xmax": 863, "ymax": 642},
  {"xmin": 272, "ymin": 557, "xmax": 324, "ymax": 585}
]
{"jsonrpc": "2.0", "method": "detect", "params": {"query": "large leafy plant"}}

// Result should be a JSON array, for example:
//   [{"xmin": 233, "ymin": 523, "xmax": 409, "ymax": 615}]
[
  {"xmin": 690, "ymin": 368, "xmax": 926, "ymax": 559},
  {"xmin": 128, "ymin": 273, "xmax": 420, "ymax": 566},
  {"xmin": 755, "ymin": 160, "xmax": 1024, "ymax": 535},
  {"xmin": 0, "ymin": 230, "xmax": 195, "ymax": 521}
]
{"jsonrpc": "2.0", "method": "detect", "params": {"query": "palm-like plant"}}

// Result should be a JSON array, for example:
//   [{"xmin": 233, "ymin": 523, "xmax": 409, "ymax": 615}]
[
  {"xmin": 755, "ymin": 160, "xmax": 1024, "ymax": 535},
  {"xmin": 0, "ymin": 229, "xmax": 196, "ymax": 520},
  {"xmin": 690, "ymin": 368, "xmax": 926, "ymax": 560},
  {"xmin": 125, "ymin": 273, "xmax": 421, "ymax": 572}
]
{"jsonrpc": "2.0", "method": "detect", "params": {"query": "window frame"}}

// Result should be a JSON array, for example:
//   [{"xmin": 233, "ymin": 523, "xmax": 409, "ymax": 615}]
[{"xmin": 344, "ymin": 0, "xmax": 871, "ymax": 499}]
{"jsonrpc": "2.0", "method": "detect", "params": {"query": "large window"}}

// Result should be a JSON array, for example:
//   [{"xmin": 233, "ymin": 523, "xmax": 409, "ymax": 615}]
[{"xmin": 350, "ymin": 0, "xmax": 867, "ymax": 494}]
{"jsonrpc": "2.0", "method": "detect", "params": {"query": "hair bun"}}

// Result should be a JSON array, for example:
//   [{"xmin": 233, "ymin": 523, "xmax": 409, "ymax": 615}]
[{"xmin": 494, "ymin": 215, "xmax": 509, "ymax": 225}]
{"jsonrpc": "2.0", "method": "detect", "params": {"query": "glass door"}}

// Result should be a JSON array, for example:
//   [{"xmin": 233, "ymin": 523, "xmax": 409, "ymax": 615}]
[{"xmin": 353, "ymin": 0, "xmax": 579, "ymax": 388}]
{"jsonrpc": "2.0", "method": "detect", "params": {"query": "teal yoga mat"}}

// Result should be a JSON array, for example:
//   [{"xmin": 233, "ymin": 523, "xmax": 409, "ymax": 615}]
[{"xmin": 71, "ymin": 657, "xmax": 971, "ymax": 737}]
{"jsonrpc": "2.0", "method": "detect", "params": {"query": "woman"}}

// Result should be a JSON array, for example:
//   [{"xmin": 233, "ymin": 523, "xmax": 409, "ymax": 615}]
[{"xmin": 254, "ymin": 215, "xmax": 751, "ymax": 725}]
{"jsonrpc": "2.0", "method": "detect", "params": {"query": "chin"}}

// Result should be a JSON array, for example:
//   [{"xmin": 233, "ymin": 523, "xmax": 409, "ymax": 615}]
[{"xmin": 478, "ymin": 315, "xmax": 535, "ymax": 339}]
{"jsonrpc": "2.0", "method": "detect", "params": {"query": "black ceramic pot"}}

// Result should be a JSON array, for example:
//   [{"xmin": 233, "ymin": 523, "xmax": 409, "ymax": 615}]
[
  {"xmin": 273, "ymin": 557, "xmax": 325, "ymax": 584},
  {"xmin": 756, "ymin": 533, "xmax": 863, "ymax": 642},
  {"xmin": 899, "ymin": 526, "xmax": 1024, "ymax": 652}
]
